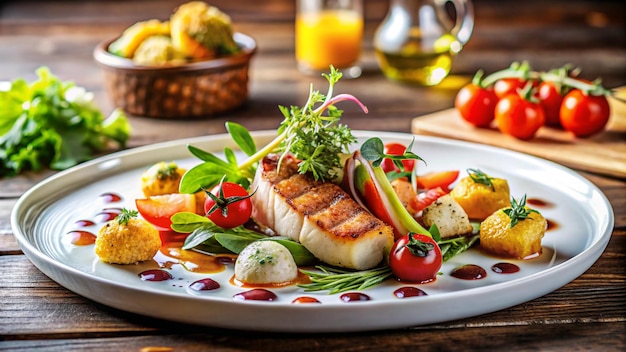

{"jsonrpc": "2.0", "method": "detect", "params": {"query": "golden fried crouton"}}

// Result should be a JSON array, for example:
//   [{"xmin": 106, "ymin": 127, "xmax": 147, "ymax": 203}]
[
  {"xmin": 95, "ymin": 210, "xmax": 161, "ymax": 264},
  {"xmin": 141, "ymin": 161, "xmax": 187, "ymax": 197},
  {"xmin": 421, "ymin": 194, "xmax": 473, "ymax": 238},
  {"xmin": 479, "ymin": 198, "xmax": 546, "ymax": 259},
  {"xmin": 450, "ymin": 170, "xmax": 510, "ymax": 220}
]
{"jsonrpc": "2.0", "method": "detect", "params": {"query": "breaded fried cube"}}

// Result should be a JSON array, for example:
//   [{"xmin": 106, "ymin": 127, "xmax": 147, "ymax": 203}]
[
  {"xmin": 95, "ymin": 213, "xmax": 161, "ymax": 264},
  {"xmin": 450, "ymin": 171, "xmax": 510, "ymax": 220},
  {"xmin": 141, "ymin": 161, "xmax": 187, "ymax": 197},
  {"xmin": 479, "ymin": 204, "xmax": 546, "ymax": 259}
]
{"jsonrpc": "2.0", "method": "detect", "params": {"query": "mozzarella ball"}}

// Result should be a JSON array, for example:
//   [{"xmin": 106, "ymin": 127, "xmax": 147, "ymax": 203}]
[{"xmin": 235, "ymin": 241, "xmax": 298, "ymax": 284}]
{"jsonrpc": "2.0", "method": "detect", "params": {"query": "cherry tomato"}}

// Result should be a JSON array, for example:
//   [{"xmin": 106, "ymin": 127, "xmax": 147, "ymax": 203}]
[
  {"xmin": 389, "ymin": 233, "xmax": 442, "ymax": 283},
  {"xmin": 204, "ymin": 182, "xmax": 253, "ymax": 229},
  {"xmin": 136, "ymin": 193, "xmax": 197, "ymax": 229},
  {"xmin": 380, "ymin": 143, "xmax": 415, "ymax": 173},
  {"xmin": 495, "ymin": 93, "xmax": 545, "ymax": 140},
  {"xmin": 494, "ymin": 78, "xmax": 536, "ymax": 99},
  {"xmin": 559, "ymin": 89, "xmax": 610, "ymax": 138},
  {"xmin": 416, "ymin": 170, "xmax": 459, "ymax": 191},
  {"xmin": 454, "ymin": 83, "xmax": 498, "ymax": 127},
  {"xmin": 537, "ymin": 81, "xmax": 566, "ymax": 127}
]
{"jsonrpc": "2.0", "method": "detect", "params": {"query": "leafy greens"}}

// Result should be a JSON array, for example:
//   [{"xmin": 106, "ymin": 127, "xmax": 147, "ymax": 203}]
[{"xmin": 0, "ymin": 67, "xmax": 130, "ymax": 177}]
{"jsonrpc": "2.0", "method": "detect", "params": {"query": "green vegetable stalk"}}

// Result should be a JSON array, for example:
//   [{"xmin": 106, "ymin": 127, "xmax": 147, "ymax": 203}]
[{"xmin": 0, "ymin": 67, "xmax": 131, "ymax": 177}]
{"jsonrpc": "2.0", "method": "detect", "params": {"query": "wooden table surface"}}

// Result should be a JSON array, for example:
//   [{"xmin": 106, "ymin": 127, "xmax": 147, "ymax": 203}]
[{"xmin": 1, "ymin": 0, "xmax": 625, "ymax": 350}]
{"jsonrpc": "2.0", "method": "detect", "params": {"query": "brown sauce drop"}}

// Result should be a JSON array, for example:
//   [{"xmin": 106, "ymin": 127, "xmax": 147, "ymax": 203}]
[
  {"xmin": 340, "ymin": 292, "xmax": 371, "ymax": 302},
  {"xmin": 66, "ymin": 230, "xmax": 96, "ymax": 246},
  {"xmin": 393, "ymin": 286, "xmax": 428, "ymax": 298},
  {"xmin": 189, "ymin": 278, "xmax": 221, "ymax": 291},
  {"xmin": 74, "ymin": 219, "xmax": 95, "ymax": 227},
  {"xmin": 159, "ymin": 245, "xmax": 227, "ymax": 274},
  {"xmin": 139, "ymin": 269, "xmax": 172, "ymax": 282},
  {"xmin": 95, "ymin": 211, "xmax": 121, "ymax": 223},
  {"xmin": 491, "ymin": 262, "xmax": 520, "ymax": 274},
  {"xmin": 546, "ymin": 219, "xmax": 559, "ymax": 231},
  {"xmin": 526, "ymin": 198, "xmax": 552, "ymax": 207},
  {"xmin": 233, "ymin": 288, "xmax": 277, "ymax": 301},
  {"xmin": 450, "ymin": 264, "xmax": 487, "ymax": 280},
  {"xmin": 292, "ymin": 296, "xmax": 321, "ymax": 304}
]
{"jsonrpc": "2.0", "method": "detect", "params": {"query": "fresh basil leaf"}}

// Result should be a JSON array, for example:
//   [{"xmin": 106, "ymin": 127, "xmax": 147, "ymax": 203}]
[
  {"xmin": 260, "ymin": 237, "xmax": 317, "ymax": 266},
  {"xmin": 224, "ymin": 147, "xmax": 238, "ymax": 167},
  {"xmin": 226, "ymin": 121, "xmax": 256, "ymax": 156},
  {"xmin": 170, "ymin": 212, "xmax": 210, "ymax": 233},
  {"xmin": 214, "ymin": 233, "xmax": 257, "ymax": 254}
]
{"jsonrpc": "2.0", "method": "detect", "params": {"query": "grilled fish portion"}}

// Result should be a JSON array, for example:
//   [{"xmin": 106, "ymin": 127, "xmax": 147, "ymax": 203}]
[{"xmin": 251, "ymin": 154, "xmax": 394, "ymax": 270}]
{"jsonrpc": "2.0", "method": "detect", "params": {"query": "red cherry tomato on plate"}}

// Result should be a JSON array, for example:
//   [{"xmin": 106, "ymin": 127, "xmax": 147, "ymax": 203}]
[
  {"xmin": 389, "ymin": 233, "xmax": 442, "ymax": 283},
  {"xmin": 416, "ymin": 170, "xmax": 459, "ymax": 191},
  {"xmin": 495, "ymin": 93, "xmax": 545, "ymax": 140},
  {"xmin": 537, "ymin": 81, "xmax": 566, "ymax": 127},
  {"xmin": 204, "ymin": 181, "xmax": 253, "ymax": 229},
  {"xmin": 455, "ymin": 83, "xmax": 498, "ymax": 127},
  {"xmin": 494, "ymin": 78, "xmax": 536, "ymax": 99},
  {"xmin": 559, "ymin": 89, "xmax": 610, "ymax": 138},
  {"xmin": 136, "ymin": 193, "xmax": 197, "ymax": 229},
  {"xmin": 381, "ymin": 142, "xmax": 415, "ymax": 173}
]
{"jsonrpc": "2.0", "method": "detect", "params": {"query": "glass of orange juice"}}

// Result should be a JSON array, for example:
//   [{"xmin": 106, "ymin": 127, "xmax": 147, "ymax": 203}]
[{"xmin": 296, "ymin": 0, "xmax": 363, "ymax": 78}]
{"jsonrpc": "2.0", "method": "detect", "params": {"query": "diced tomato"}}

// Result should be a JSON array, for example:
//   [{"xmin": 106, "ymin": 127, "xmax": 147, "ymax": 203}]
[
  {"xmin": 415, "ymin": 187, "xmax": 449, "ymax": 213},
  {"xmin": 416, "ymin": 170, "xmax": 459, "ymax": 191},
  {"xmin": 136, "ymin": 193, "xmax": 197, "ymax": 229}
]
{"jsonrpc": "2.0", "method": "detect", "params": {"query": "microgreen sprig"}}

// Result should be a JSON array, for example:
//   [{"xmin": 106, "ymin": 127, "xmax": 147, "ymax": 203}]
[
  {"xmin": 503, "ymin": 195, "xmax": 539, "ymax": 228},
  {"xmin": 360, "ymin": 137, "xmax": 424, "ymax": 170},
  {"xmin": 116, "ymin": 208, "xmax": 138, "ymax": 226}
]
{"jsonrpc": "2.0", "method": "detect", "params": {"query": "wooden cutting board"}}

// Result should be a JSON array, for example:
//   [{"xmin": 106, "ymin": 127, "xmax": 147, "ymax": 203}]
[{"xmin": 411, "ymin": 88, "xmax": 626, "ymax": 179}]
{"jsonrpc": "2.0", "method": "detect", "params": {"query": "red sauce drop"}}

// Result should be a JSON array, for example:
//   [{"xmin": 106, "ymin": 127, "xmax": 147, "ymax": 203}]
[
  {"xmin": 65, "ymin": 230, "xmax": 96, "ymax": 246},
  {"xmin": 189, "ymin": 278, "xmax": 221, "ymax": 291},
  {"xmin": 292, "ymin": 296, "xmax": 321, "ymax": 304},
  {"xmin": 95, "ymin": 211, "xmax": 120, "ymax": 223},
  {"xmin": 491, "ymin": 262, "xmax": 520, "ymax": 274},
  {"xmin": 340, "ymin": 292, "xmax": 371, "ymax": 302},
  {"xmin": 546, "ymin": 219, "xmax": 559, "ymax": 231},
  {"xmin": 100, "ymin": 192, "xmax": 122, "ymax": 203},
  {"xmin": 526, "ymin": 198, "xmax": 552, "ymax": 207},
  {"xmin": 450, "ymin": 264, "xmax": 487, "ymax": 280},
  {"xmin": 75, "ymin": 219, "xmax": 95, "ymax": 227},
  {"xmin": 139, "ymin": 269, "xmax": 172, "ymax": 281},
  {"xmin": 393, "ymin": 286, "xmax": 428, "ymax": 298},
  {"xmin": 233, "ymin": 289, "xmax": 277, "ymax": 301}
]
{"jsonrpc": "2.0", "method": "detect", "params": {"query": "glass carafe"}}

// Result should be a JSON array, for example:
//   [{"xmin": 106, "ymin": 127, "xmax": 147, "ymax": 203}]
[{"xmin": 374, "ymin": 0, "xmax": 474, "ymax": 86}]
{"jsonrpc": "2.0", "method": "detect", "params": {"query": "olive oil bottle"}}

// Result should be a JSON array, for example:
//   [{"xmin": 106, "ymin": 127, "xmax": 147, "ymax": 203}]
[{"xmin": 374, "ymin": 0, "xmax": 474, "ymax": 86}]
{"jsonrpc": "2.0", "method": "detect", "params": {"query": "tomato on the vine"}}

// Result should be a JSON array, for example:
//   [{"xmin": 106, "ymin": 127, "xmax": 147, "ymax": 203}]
[
  {"xmin": 136, "ymin": 193, "xmax": 197, "ymax": 229},
  {"xmin": 494, "ymin": 78, "xmax": 536, "ymax": 99},
  {"xmin": 381, "ymin": 142, "xmax": 415, "ymax": 173},
  {"xmin": 455, "ymin": 83, "xmax": 498, "ymax": 128},
  {"xmin": 204, "ymin": 181, "xmax": 253, "ymax": 229},
  {"xmin": 495, "ymin": 89, "xmax": 546, "ymax": 140},
  {"xmin": 559, "ymin": 89, "xmax": 610, "ymax": 138},
  {"xmin": 389, "ymin": 233, "xmax": 442, "ymax": 283},
  {"xmin": 537, "ymin": 81, "xmax": 566, "ymax": 127}
]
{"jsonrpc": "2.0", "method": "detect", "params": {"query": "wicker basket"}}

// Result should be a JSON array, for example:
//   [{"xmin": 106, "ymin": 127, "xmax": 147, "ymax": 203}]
[{"xmin": 93, "ymin": 33, "xmax": 257, "ymax": 119}]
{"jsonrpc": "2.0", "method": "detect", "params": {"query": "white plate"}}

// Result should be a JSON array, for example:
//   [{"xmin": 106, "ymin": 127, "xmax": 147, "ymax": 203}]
[{"xmin": 11, "ymin": 131, "xmax": 614, "ymax": 332}]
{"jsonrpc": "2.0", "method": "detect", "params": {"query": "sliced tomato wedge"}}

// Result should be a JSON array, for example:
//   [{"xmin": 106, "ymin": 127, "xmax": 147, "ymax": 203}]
[
  {"xmin": 415, "ymin": 187, "xmax": 449, "ymax": 213},
  {"xmin": 136, "ymin": 193, "xmax": 197, "ymax": 229},
  {"xmin": 416, "ymin": 170, "xmax": 459, "ymax": 191}
]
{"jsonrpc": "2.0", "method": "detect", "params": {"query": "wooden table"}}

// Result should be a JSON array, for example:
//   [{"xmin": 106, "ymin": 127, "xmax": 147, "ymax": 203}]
[{"xmin": 1, "ymin": 0, "xmax": 625, "ymax": 350}]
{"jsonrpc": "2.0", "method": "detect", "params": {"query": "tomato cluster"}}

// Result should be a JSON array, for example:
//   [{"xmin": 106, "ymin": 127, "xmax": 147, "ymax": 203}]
[{"xmin": 455, "ymin": 64, "xmax": 612, "ymax": 139}]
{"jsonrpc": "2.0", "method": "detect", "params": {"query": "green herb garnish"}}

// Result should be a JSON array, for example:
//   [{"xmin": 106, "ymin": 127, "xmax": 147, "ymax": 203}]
[
  {"xmin": 299, "ymin": 265, "xmax": 393, "ymax": 294},
  {"xmin": 467, "ymin": 168, "xmax": 495, "ymax": 191},
  {"xmin": 179, "ymin": 66, "xmax": 366, "ymax": 193},
  {"xmin": 360, "ymin": 137, "xmax": 424, "ymax": 171},
  {"xmin": 116, "ymin": 208, "xmax": 138, "ymax": 226},
  {"xmin": 503, "ymin": 194, "xmax": 539, "ymax": 228},
  {"xmin": 0, "ymin": 67, "xmax": 130, "ymax": 177}
]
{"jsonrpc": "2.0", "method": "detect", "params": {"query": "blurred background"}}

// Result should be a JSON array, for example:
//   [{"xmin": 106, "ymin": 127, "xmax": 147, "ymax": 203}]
[{"xmin": 0, "ymin": 0, "xmax": 624, "ymax": 129}]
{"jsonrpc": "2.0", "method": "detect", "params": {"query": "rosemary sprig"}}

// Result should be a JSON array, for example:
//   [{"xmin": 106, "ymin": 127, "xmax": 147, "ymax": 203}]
[
  {"xmin": 298, "ymin": 265, "xmax": 393, "ymax": 294},
  {"xmin": 503, "ymin": 194, "xmax": 539, "ymax": 228},
  {"xmin": 467, "ymin": 168, "xmax": 495, "ymax": 191}
]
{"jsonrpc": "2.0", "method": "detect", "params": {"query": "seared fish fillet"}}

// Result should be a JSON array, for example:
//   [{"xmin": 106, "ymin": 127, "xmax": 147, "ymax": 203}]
[{"xmin": 251, "ymin": 154, "xmax": 394, "ymax": 270}]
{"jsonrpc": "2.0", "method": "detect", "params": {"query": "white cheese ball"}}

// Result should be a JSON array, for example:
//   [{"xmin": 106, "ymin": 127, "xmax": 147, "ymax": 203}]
[{"xmin": 235, "ymin": 241, "xmax": 298, "ymax": 284}]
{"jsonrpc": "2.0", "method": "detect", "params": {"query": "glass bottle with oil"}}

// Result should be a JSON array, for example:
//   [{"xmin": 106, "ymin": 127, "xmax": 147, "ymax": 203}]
[{"xmin": 374, "ymin": 0, "xmax": 474, "ymax": 86}]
